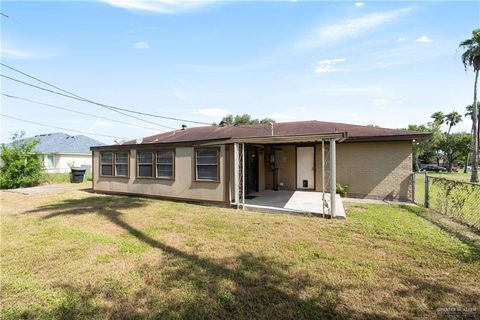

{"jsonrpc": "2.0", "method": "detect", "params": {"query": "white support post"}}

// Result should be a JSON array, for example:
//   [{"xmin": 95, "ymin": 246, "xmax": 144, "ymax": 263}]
[
  {"xmin": 329, "ymin": 139, "xmax": 336, "ymax": 217},
  {"xmin": 242, "ymin": 143, "xmax": 245, "ymax": 209},
  {"xmin": 234, "ymin": 143, "xmax": 240, "ymax": 209},
  {"xmin": 321, "ymin": 140, "xmax": 326, "ymax": 215}
]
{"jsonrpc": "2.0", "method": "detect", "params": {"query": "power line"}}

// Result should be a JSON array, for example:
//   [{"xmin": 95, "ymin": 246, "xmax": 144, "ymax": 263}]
[
  {"xmin": 0, "ymin": 74, "xmax": 176, "ymax": 130},
  {"xmin": 2, "ymin": 93, "xmax": 167, "ymax": 133},
  {"xmin": 0, "ymin": 62, "xmax": 212, "ymax": 125},
  {"xmin": 1, "ymin": 114, "xmax": 133, "ymax": 140}
]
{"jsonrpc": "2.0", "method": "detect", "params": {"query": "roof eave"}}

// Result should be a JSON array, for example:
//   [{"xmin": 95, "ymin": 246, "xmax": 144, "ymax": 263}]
[
  {"xmin": 228, "ymin": 132, "xmax": 348, "ymax": 144},
  {"xmin": 345, "ymin": 132, "xmax": 432, "ymax": 142}
]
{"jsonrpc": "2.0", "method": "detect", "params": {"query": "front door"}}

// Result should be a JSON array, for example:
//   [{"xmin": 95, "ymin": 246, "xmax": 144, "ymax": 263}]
[{"xmin": 296, "ymin": 146, "xmax": 314, "ymax": 189}]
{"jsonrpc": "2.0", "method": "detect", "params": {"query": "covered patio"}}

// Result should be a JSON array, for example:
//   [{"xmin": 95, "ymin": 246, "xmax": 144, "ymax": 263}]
[{"xmin": 227, "ymin": 131, "xmax": 348, "ymax": 219}]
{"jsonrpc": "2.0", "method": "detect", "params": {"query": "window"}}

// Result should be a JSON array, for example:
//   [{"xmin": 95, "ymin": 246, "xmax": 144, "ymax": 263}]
[
  {"xmin": 156, "ymin": 150, "xmax": 174, "ymax": 179},
  {"xmin": 115, "ymin": 152, "xmax": 129, "ymax": 176},
  {"xmin": 195, "ymin": 148, "xmax": 219, "ymax": 181},
  {"xmin": 100, "ymin": 152, "xmax": 113, "ymax": 176},
  {"xmin": 45, "ymin": 155, "xmax": 55, "ymax": 168},
  {"xmin": 137, "ymin": 151, "xmax": 153, "ymax": 177}
]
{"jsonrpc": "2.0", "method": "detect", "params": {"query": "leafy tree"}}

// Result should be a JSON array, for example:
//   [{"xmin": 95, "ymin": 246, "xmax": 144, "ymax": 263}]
[
  {"xmin": 459, "ymin": 28, "xmax": 480, "ymax": 182},
  {"xmin": 407, "ymin": 124, "xmax": 442, "ymax": 171},
  {"xmin": 220, "ymin": 114, "xmax": 276, "ymax": 126},
  {"xmin": 445, "ymin": 111, "xmax": 463, "ymax": 135},
  {"xmin": 438, "ymin": 132, "xmax": 472, "ymax": 171},
  {"xmin": 431, "ymin": 111, "xmax": 445, "ymax": 127},
  {"xmin": 0, "ymin": 132, "xmax": 43, "ymax": 189}
]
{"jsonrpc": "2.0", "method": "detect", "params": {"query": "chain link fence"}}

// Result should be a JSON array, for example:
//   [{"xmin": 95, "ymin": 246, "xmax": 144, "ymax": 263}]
[{"xmin": 412, "ymin": 172, "xmax": 480, "ymax": 229}]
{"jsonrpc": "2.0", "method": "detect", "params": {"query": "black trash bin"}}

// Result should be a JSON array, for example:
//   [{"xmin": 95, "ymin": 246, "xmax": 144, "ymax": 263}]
[{"xmin": 71, "ymin": 168, "xmax": 86, "ymax": 183}]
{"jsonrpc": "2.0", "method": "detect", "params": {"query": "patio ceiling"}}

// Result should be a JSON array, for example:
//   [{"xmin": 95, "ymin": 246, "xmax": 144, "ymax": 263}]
[{"xmin": 199, "ymin": 132, "xmax": 347, "ymax": 146}]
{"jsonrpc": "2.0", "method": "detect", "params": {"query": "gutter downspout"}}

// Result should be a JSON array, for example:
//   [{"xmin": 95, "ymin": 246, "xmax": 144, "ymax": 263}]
[
  {"xmin": 322, "ymin": 140, "xmax": 326, "ymax": 215},
  {"xmin": 330, "ymin": 139, "xmax": 336, "ymax": 217},
  {"xmin": 234, "ymin": 143, "xmax": 240, "ymax": 209},
  {"xmin": 242, "ymin": 143, "xmax": 245, "ymax": 209}
]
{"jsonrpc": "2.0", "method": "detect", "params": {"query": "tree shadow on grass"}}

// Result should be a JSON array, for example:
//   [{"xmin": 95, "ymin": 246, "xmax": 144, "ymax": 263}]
[
  {"xmin": 23, "ymin": 195, "xmax": 363, "ymax": 319},
  {"xmin": 399, "ymin": 205, "xmax": 480, "ymax": 263},
  {"xmin": 394, "ymin": 277, "xmax": 480, "ymax": 319}
]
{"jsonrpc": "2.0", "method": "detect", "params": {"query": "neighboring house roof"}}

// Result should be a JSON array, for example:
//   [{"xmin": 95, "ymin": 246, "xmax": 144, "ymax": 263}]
[
  {"xmin": 9, "ymin": 132, "xmax": 105, "ymax": 154},
  {"xmin": 106, "ymin": 120, "xmax": 430, "ymax": 147}
]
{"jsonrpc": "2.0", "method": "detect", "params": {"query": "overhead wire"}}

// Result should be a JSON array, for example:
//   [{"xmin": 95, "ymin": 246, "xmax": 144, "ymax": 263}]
[
  {"xmin": 2, "ymin": 93, "xmax": 167, "ymax": 132},
  {"xmin": 0, "ymin": 62, "xmax": 211, "ymax": 125},
  {"xmin": 1, "ymin": 114, "xmax": 133, "ymax": 140}
]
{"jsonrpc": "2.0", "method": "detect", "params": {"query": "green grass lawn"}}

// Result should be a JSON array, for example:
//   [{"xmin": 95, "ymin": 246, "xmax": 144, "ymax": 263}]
[
  {"xmin": 415, "ymin": 172, "xmax": 473, "ymax": 205},
  {"xmin": 1, "ymin": 186, "xmax": 479, "ymax": 319},
  {"xmin": 414, "ymin": 172, "xmax": 480, "ymax": 228}
]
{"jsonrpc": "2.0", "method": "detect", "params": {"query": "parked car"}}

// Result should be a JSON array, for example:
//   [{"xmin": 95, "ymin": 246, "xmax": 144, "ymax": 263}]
[{"xmin": 420, "ymin": 165, "xmax": 447, "ymax": 172}]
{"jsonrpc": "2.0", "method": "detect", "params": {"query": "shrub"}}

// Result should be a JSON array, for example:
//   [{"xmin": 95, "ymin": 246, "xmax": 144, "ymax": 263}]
[
  {"xmin": 0, "ymin": 132, "xmax": 43, "ymax": 189},
  {"xmin": 336, "ymin": 182, "xmax": 349, "ymax": 198}
]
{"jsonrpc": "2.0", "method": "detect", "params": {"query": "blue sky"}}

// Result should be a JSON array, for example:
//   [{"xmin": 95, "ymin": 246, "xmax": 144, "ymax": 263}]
[{"xmin": 1, "ymin": 0, "xmax": 479, "ymax": 144}]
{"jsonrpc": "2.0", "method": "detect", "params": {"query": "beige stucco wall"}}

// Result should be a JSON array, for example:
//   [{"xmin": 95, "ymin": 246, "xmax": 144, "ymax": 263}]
[
  {"xmin": 93, "ymin": 146, "xmax": 226, "ymax": 202},
  {"xmin": 315, "ymin": 141, "xmax": 412, "ymax": 201},
  {"xmin": 265, "ymin": 145, "xmax": 296, "ymax": 190}
]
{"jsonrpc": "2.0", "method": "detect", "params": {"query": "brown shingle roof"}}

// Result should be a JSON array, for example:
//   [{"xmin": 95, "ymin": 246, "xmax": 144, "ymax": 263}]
[{"xmin": 120, "ymin": 120, "xmax": 430, "ymax": 145}]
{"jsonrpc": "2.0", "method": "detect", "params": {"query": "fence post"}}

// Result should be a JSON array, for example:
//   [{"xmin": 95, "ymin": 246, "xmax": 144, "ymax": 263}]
[
  {"xmin": 412, "ymin": 172, "xmax": 416, "ymax": 203},
  {"xmin": 424, "ymin": 173, "xmax": 429, "ymax": 208}
]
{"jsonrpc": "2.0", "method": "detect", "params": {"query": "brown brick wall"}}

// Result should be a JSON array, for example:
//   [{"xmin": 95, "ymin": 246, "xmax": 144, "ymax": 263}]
[{"xmin": 315, "ymin": 141, "xmax": 413, "ymax": 201}]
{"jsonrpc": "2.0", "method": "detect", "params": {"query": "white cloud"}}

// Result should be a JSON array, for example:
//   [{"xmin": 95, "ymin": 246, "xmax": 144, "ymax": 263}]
[
  {"xmin": 95, "ymin": 119, "xmax": 114, "ymax": 127},
  {"xmin": 298, "ymin": 7, "xmax": 412, "ymax": 48},
  {"xmin": 195, "ymin": 108, "xmax": 231, "ymax": 117},
  {"xmin": 372, "ymin": 98, "xmax": 391, "ymax": 106},
  {"xmin": 303, "ymin": 84, "xmax": 384, "ymax": 96},
  {"xmin": 0, "ymin": 47, "xmax": 58, "ymax": 60},
  {"xmin": 315, "ymin": 58, "xmax": 347, "ymax": 73},
  {"xmin": 416, "ymin": 35, "xmax": 432, "ymax": 43},
  {"xmin": 102, "ymin": 0, "xmax": 215, "ymax": 14},
  {"xmin": 134, "ymin": 41, "xmax": 149, "ymax": 49},
  {"xmin": 397, "ymin": 37, "xmax": 407, "ymax": 42},
  {"xmin": 347, "ymin": 112, "xmax": 359, "ymax": 117},
  {"xmin": 354, "ymin": 2, "xmax": 365, "ymax": 7},
  {"xmin": 174, "ymin": 92, "xmax": 188, "ymax": 101}
]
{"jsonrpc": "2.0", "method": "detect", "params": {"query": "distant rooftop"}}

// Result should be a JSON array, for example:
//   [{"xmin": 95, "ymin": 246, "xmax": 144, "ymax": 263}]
[{"xmin": 8, "ymin": 132, "xmax": 105, "ymax": 154}]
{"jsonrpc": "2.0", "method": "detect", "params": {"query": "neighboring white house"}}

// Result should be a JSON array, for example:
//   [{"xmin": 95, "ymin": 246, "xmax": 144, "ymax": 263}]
[{"xmin": 7, "ymin": 132, "xmax": 104, "ymax": 173}]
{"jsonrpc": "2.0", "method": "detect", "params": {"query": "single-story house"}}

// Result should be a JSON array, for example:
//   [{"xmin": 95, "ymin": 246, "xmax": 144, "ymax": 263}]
[
  {"xmin": 7, "ymin": 132, "xmax": 105, "ymax": 173},
  {"xmin": 90, "ymin": 120, "xmax": 430, "ymax": 217}
]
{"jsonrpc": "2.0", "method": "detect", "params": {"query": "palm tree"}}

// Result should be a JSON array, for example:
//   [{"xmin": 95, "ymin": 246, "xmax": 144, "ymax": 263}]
[
  {"xmin": 431, "ymin": 111, "xmax": 445, "ymax": 127},
  {"xmin": 464, "ymin": 103, "xmax": 480, "ymax": 172},
  {"xmin": 459, "ymin": 29, "xmax": 480, "ymax": 183},
  {"xmin": 465, "ymin": 102, "xmax": 480, "ymax": 122},
  {"xmin": 445, "ymin": 111, "xmax": 463, "ymax": 134}
]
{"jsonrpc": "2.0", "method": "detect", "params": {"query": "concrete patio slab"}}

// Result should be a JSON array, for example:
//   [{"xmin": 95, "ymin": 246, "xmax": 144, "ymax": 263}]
[
  {"xmin": 343, "ymin": 197, "xmax": 417, "ymax": 206},
  {"xmin": 5, "ymin": 184, "xmax": 77, "ymax": 195},
  {"xmin": 244, "ymin": 190, "xmax": 346, "ymax": 219}
]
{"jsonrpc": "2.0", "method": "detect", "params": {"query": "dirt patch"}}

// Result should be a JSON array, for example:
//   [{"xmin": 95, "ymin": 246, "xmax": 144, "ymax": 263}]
[{"xmin": 5, "ymin": 184, "xmax": 78, "ymax": 195}]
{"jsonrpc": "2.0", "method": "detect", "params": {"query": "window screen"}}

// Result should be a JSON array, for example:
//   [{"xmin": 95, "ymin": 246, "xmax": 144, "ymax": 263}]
[
  {"xmin": 115, "ymin": 152, "xmax": 128, "ymax": 176},
  {"xmin": 137, "ymin": 151, "xmax": 153, "ymax": 177},
  {"xmin": 156, "ymin": 150, "xmax": 174, "ymax": 179},
  {"xmin": 196, "ymin": 149, "xmax": 219, "ymax": 181},
  {"xmin": 100, "ymin": 152, "xmax": 113, "ymax": 176}
]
